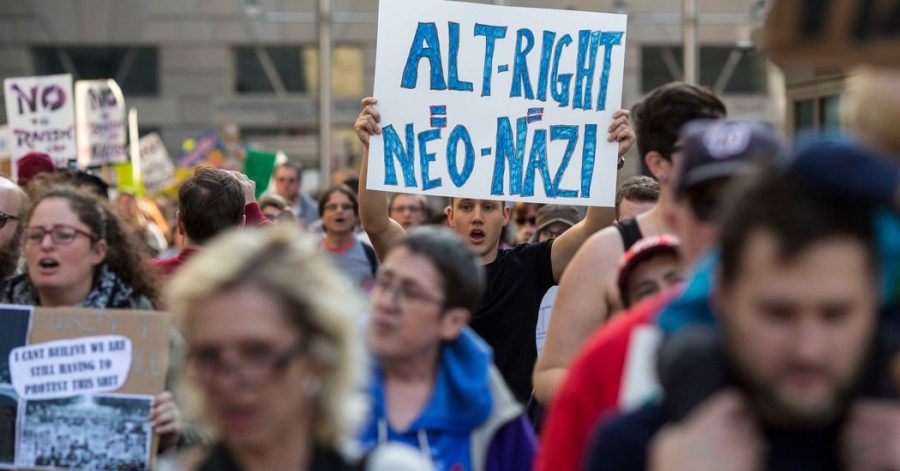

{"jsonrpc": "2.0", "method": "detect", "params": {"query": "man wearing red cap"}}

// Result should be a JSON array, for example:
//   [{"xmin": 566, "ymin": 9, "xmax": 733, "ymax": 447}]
[{"xmin": 15, "ymin": 152, "xmax": 56, "ymax": 187}]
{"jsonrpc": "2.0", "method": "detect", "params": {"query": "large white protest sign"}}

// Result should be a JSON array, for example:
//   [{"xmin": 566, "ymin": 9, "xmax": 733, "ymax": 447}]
[
  {"xmin": 75, "ymin": 79, "xmax": 128, "ymax": 167},
  {"xmin": 9, "ymin": 335, "xmax": 133, "ymax": 400},
  {"xmin": 3, "ymin": 74, "xmax": 76, "ymax": 178},
  {"xmin": 368, "ymin": 0, "xmax": 627, "ymax": 206},
  {"xmin": 139, "ymin": 132, "xmax": 175, "ymax": 195}
]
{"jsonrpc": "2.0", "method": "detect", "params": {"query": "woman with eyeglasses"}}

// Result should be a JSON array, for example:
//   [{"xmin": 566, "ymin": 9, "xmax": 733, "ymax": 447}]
[
  {"xmin": 163, "ymin": 226, "xmax": 423, "ymax": 471},
  {"xmin": 318, "ymin": 185, "xmax": 379, "ymax": 293},
  {"xmin": 0, "ymin": 184, "xmax": 182, "ymax": 450}
]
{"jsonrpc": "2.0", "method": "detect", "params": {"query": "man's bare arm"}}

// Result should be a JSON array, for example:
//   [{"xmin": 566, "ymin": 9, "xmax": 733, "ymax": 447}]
[
  {"xmin": 534, "ymin": 228, "xmax": 624, "ymax": 404},
  {"xmin": 355, "ymin": 97, "xmax": 407, "ymax": 261}
]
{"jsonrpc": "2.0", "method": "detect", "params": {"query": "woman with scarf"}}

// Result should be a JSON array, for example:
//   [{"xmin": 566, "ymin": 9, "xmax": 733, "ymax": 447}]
[{"xmin": 0, "ymin": 184, "xmax": 181, "ymax": 450}]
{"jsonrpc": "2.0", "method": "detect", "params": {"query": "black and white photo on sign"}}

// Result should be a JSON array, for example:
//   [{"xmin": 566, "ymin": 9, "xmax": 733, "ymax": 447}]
[
  {"xmin": 16, "ymin": 393, "xmax": 153, "ymax": 471},
  {"xmin": 0, "ymin": 304, "xmax": 34, "ymax": 468}
]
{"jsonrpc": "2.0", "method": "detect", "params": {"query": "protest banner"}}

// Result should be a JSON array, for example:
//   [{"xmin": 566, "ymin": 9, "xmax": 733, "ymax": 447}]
[
  {"xmin": 140, "ymin": 132, "xmax": 176, "ymax": 196},
  {"xmin": 177, "ymin": 131, "xmax": 222, "ymax": 168},
  {"xmin": 765, "ymin": 0, "xmax": 900, "ymax": 68},
  {"xmin": 0, "ymin": 305, "xmax": 170, "ymax": 470},
  {"xmin": 75, "ymin": 79, "xmax": 128, "ymax": 167},
  {"xmin": 245, "ymin": 149, "xmax": 278, "ymax": 199},
  {"xmin": 3, "ymin": 74, "xmax": 76, "ymax": 180},
  {"xmin": 0, "ymin": 126, "xmax": 9, "ymax": 177},
  {"xmin": 367, "ymin": 0, "xmax": 627, "ymax": 206}
]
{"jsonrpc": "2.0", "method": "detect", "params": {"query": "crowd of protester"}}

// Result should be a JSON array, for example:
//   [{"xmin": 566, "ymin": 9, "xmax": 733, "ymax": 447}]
[{"xmin": 2, "ymin": 65, "xmax": 900, "ymax": 470}]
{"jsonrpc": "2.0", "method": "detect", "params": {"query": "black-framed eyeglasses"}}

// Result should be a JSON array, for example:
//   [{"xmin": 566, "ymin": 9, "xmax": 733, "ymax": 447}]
[
  {"xmin": 372, "ymin": 274, "xmax": 444, "ymax": 308},
  {"xmin": 23, "ymin": 225, "xmax": 99, "ymax": 245},
  {"xmin": 0, "ymin": 212, "xmax": 19, "ymax": 230},
  {"xmin": 324, "ymin": 203, "xmax": 354, "ymax": 212},
  {"xmin": 188, "ymin": 342, "xmax": 305, "ymax": 387},
  {"xmin": 390, "ymin": 205, "xmax": 423, "ymax": 214},
  {"xmin": 516, "ymin": 216, "xmax": 537, "ymax": 226}
]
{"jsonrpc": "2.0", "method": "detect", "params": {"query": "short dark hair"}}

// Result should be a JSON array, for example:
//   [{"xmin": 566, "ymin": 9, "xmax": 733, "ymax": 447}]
[
  {"xmin": 615, "ymin": 176, "xmax": 660, "ymax": 219},
  {"xmin": 178, "ymin": 168, "xmax": 245, "ymax": 244},
  {"xmin": 275, "ymin": 161, "xmax": 302, "ymax": 178},
  {"xmin": 632, "ymin": 82, "xmax": 727, "ymax": 162},
  {"xmin": 396, "ymin": 226, "xmax": 485, "ymax": 314},
  {"xmin": 719, "ymin": 171, "xmax": 876, "ymax": 286},
  {"xmin": 318, "ymin": 185, "xmax": 359, "ymax": 218}
]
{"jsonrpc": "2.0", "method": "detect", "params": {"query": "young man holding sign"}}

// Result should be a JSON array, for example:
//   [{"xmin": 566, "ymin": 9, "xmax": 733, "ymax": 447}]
[{"xmin": 356, "ymin": 97, "xmax": 634, "ymax": 402}]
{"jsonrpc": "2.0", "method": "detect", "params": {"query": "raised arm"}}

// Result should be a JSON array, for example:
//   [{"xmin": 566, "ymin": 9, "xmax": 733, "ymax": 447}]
[
  {"xmin": 549, "ymin": 109, "xmax": 634, "ymax": 281},
  {"xmin": 355, "ymin": 97, "xmax": 407, "ymax": 261},
  {"xmin": 534, "ymin": 228, "xmax": 624, "ymax": 404}
]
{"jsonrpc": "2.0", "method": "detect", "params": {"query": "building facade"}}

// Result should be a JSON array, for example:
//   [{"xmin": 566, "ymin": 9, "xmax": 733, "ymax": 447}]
[{"xmin": 0, "ymin": 0, "xmax": 782, "ymax": 184}]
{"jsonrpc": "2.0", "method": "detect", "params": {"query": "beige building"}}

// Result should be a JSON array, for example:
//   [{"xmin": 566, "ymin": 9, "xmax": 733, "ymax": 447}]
[{"xmin": 0, "ymin": 0, "xmax": 782, "ymax": 184}]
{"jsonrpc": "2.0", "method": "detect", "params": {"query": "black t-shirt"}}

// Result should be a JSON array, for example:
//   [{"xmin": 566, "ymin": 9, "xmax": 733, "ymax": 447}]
[{"xmin": 471, "ymin": 240, "xmax": 555, "ymax": 403}]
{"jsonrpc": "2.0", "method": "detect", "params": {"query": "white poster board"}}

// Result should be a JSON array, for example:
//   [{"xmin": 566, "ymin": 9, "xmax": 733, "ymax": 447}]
[
  {"xmin": 3, "ymin": 74, "xmax": 76, "ymax": 179},
  {"xmin": 368, "ymin": 0, "xmax": 627, "ymax": 206},
  {"xmin": 75, "ymin": 79, "xmax": 127, "ymax": 167},
  {"xmin": 139, "ymin": 132, "xmax": 175, "ymax": 195},
  {"xmin": 0, "ymin": 125, "xmax": 9, "ymax": 174}
]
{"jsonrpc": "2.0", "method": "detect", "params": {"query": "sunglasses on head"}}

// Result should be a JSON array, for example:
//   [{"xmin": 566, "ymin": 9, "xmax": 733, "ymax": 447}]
[{"xmin": 0, "ymin": 212, "xmax": 19, "ymax": 230}]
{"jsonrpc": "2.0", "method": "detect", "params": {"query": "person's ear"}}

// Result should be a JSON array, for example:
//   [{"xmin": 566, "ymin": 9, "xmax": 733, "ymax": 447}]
[
  {"xmin": 502, "ymin": 205, "xmax": 511, "ymax": 226},
  {"xmin": 644, "ymin": 151, "xmax": 673, "ymax": 184},
  {"xmin": 439, "ymin": 307, "xmax": 470, "ymax": 341},
  {"xmin": 445, "ymin": 205, "xmax": 456, "ymax": 229},
  {"xmin": 239, "ymin": 214, "xmax": 247, "ymax": 228},
  {"xmin": 90, "ymin": 239, "xmax": 107, "ymax": 266},
  {"xmin": 176, "ymin": 210, "xmax": 186, "ymax": 236}
]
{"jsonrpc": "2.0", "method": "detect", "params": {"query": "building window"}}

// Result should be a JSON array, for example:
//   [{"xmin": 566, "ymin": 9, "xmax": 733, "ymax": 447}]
[
  {"xmin": 235, "ymin": 46, "xmax": 308, "ymax": 94},
  {"xmin": 794, "ymin": 99, "xmax": 816, "ymax": 132},
  {"xmin": 641, "ymin": 45, "xmax": 768, "ymax": 94},
  {"xmin": 819, "ymin": 95, "xmax": 841, "ymax": 131},
  {"xmin": 33, "ymin": 47, "xmax": 159, "ymax": 96},
  {"xmin": 234, "ymin": 45, "xmax": 364, "ymax": 97}
]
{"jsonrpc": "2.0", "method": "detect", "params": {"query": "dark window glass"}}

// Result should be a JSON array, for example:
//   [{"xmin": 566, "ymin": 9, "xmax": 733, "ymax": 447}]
[
  {"xmin": 33, "ymin": 47, "xmax": 158, "ymax": 96},
  {"xmin": 235, "ymin": 46, "xmax": 307, "ymax": 93},
  {"xmin": 641, "ymin": 45, "xmax": 768, "ymax": 94},
  {"xmin": 820, "ymin": 95, "xmax": 841, "ymax": 131},
  {"xmin": 795, "ymin": 99, "xmax": 816, "ymax": 131}
]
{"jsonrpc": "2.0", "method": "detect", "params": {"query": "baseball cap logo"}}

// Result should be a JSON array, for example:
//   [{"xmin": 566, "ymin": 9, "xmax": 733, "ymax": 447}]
[{"xmin": 702, "ymin": 123, "xmax": 751, "ymax": 160}]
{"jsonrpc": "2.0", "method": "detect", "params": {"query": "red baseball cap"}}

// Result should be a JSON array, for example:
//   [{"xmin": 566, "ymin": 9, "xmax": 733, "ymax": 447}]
[
  {"xmin": 617, "ymin": 234, "xmax": 682, "ymax": 307},
  {"xmin": 16, "ymin": 152, "xmax": 56, "ymax": 186}
]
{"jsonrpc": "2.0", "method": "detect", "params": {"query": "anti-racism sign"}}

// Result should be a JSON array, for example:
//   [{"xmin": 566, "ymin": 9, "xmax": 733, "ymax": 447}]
[
  {"xmin": 3, "ymin": 74, "xmax": 76, "ymax": 178},
  {"xmin": 75, "ymin": 79, "xmax": 128, "ymax": 167},
  {"xmin": 765, "ymin": 0, "xmax": 900, "ymax": 68},
  {"xmin": 140, "ymin": 132, "xmax": 176, "ymax": 196},
  {"xmin": 368, "ymin": 0, "xmax": 627, "ymax": 206}
]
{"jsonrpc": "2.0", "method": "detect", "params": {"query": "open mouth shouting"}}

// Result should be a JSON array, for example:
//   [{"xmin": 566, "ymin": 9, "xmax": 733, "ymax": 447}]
[
  {"xmin": 37, "ymin": 257, "xmax": 61, "ymax": 274},
  {"xmin": 469, "ymin": 228, "xmax": 486, "ymax": 245}
]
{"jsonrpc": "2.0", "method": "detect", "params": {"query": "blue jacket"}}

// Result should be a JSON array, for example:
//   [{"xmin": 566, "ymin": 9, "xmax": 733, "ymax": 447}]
[{"xmin": 360, "ymin": 328, "xmax": 536, "ymax": 471}]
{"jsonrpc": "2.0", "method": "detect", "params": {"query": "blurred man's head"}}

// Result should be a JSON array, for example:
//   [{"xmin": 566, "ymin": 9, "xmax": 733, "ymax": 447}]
[
  {"xmin": 446, "ymin": 198, "xmax": 511, "ymax": 260},
  {"xmin": 632, "ymin": 83, "xmax": 727, "ymax": 188},
  {"xmin": 531, "ymin": 205, "xmax": 580, "ymax": 243},
  {"xmin": 615, "ymin": 175, "xmax": 659, "ymax": 221},
  {"xmin": 667, "ymin": 120, "xmax": 784, "ymax": 265},
  {"xmin": 0, "ymin": 176, "xmax": 28, "ymax": 278},
  {"xmin": 389, "ymin": 193, "xmax": 428, "ymax": 230},
  {"xmin": 513, "ymin": 202, "xmax": 541, "ymax": 245},
  {"xmin": 617, "ymin": 234, "xmax": 684, "ymax": 308},
  {"xmin": 273, "ymin": 162, "xmax": 302, "ymax": 203},
  {"xmin": 715, "ymin": 172, "xmax": 878, "ymax": 428},
  {"xmin": 368, "ymin": 227, "xmax": 485, "ymax": 363},
  {"xmin": 177, "ymin": 168, "xmax": 246, "ymax": 245}
]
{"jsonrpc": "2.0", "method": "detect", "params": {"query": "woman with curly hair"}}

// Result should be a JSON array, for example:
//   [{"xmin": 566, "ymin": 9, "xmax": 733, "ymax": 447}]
[{"xmin": 0, "ymin": 183, "xmax": 180, "ymax": 449}]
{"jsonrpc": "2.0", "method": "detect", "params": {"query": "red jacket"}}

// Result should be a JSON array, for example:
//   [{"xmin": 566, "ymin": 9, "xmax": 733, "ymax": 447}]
[{"xmin": 536, "ymin": 290, "xmax": 678, "ymax": 471}]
